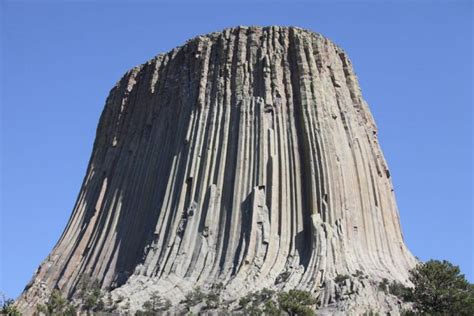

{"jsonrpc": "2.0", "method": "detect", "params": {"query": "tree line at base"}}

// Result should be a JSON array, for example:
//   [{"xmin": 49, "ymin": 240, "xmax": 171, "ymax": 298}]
[{"xmin": 2, "ymin": 260, "xmax": 473, "ymax": 315}]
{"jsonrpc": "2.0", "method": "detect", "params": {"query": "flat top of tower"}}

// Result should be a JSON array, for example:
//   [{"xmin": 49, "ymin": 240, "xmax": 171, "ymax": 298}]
[
  {"xmin": 183, "ymin": 25, "xmax": 341, "ymax": 50},
  {"xmin": 120, "ymin": 25, "xmax": 347, "ymax": 86}
]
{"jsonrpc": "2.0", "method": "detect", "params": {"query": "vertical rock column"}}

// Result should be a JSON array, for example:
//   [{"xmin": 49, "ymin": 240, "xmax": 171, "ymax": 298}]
[{"xmin": 17, "ymin": 26, "xmax": 416, "ymax": 314}]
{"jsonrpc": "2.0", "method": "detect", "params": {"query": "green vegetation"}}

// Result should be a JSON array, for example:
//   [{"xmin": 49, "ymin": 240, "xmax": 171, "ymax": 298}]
[
  {"xmin": 361, "ymin": 311, "xmax": 379, "ymax": 316},
  {"xmin": 262, "ymin": 300, "xmax": 280, "ymax": 315},
  {"xmin": 388, "ymin": 281, "xmax": 413, "ymax": 302},
  {"xmin": 377, "ymin": 278, "xmax": 390, "ymax": 293},
  {"xmin": 35, "ymin": 289, "xmax": 76, "ymax": 316},
  {"xmin": 334, "ymin": 274, "xmax": 350, "ymax": 284},
  {"xmin": 182, "ymin": 287, "xmax": 205, "ymax": 310},
  {"xmin": 374, "ymin": 260, "xmax": 474, "ymax": 315},
  {"xmin": 399, "ymin": 308, "xmax": 416, "ymax": 316},
  {"xmin": 1, "ymin": 293, "xmax": 21, "ymax": 316},
  {"xmin": 238, "ymin": 288, "xmax": 278, "ymax": 315},
  {"xmin": 377, "ymin": 277, "xmax": 413, "ymax": 302},
  {"xmin": 238, "ymin": 288, "xmax": 317, "ymax": 315},
  {"xmin": 135, "ymin": 291, "xmax": 171, "ymax": 315},
  {"xmin": 409, "ymin": 260, "xmax": 474, "ymax": 315},
  {"xmin": 77, "ymin": 275, "xmax": 104, "ymax": 312},
  {"xmin": 204, "ymin": 283, "xmax": 224, "ymax": 310},
  {"xmin": 22, "ymin": 259, "xmax": 474, "ymax": 315},
  {"xmin": 277, "ymin": 289, "xmax": 316, "ymax": 316},
  {"xmin": 33, "ymin": 275, "xmax": 108, "ymax": 315},
  {"xmin": 352, "ymin": 269, "xmax": 366, "ymax": 279}
]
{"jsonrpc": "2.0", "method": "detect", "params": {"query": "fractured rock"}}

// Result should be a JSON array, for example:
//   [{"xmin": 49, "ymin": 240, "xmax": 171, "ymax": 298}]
[{"xmin": 17, "ymin": 26, "xmax": 416, "ymax": 315}]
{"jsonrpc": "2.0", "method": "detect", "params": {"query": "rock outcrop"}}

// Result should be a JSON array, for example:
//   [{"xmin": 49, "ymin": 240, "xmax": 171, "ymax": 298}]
[{"xmin": 17, "ymin": 26, "xmax": 416, "ymax": 314}]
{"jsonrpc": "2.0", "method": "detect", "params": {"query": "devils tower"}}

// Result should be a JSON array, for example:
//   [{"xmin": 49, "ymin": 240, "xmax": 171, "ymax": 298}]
[{"xmin": 17, "ymin": 26, "xmax": 416, "ymax": 314}]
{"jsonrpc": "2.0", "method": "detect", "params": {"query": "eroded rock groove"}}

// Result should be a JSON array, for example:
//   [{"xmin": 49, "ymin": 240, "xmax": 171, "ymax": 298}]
[{"xmin": 18, "ymin": 26, "xmax": 416, "ymax": 314}]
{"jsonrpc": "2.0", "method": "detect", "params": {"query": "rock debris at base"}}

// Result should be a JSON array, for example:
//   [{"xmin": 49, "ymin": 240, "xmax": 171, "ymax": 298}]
[{"xmin": 17, "ymin": 26, "xmax": 416, "ymax": 315}]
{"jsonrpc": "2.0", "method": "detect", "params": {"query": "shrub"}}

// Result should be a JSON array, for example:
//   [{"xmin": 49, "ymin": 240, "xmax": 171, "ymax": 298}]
[
  {"xmin": 377, "ymin": 278, "xmax": 389, "ymax": 293},
  {"xmin": 262, "ymin": 300, "xmax": 280, "ymax": 315},
  {"xmin": 399, "ymin": 308, "xmax": 416, "ymax": 316},
  {"xmin": 409, "ymin": 260, "xmax": 474, "ymax": 315},
  {"xmin": 334, "ymin": 274, "xmax": 350, "ymax": 284},
  {"xmin": 35, "ymin": 289, "xmax": 76, "ymax": 316},
  {"xmin": 238, "ymin": 291, "xmax": 261, "ymax": 314},
  {"xmin": 135, "ymin": 291, "xmax": 171, "ymax": 315},
  {"xmin": 1, "ymin": 294, "xmax": 21, "ymax": 316},
  {"xmin": 238, "ymin": 294, "xmax": 251, "ymax": 308},
  {"xmin": 204, "ymin": 292, "xmax": 219, "ymax": 309},
  {"xmin": 352, "ymin": 270, "xmax": 365, "ymax": 279},
  {"xmin": 203, "ymin": 283, "xmax": 225, "ymax": 310},
  {"xmin": 388, "ymin": 281, "xmax": 413, "ymax": 302},
  {"xmin": 277, "ymin": 289, "xmax": 316, "ymax": 316},
  {"xmin": 77, "ymin": 275, "xmax": 104, "ymax": 312},
  {"xmin": 238, "ymin": 288, "xmax": 279, "ymax": 315},
  {"xmin": 182, "ymin": 287, "xmax": 205, "ymax": 308},
  {"xmin": 362, "ymin": 310, "xmax": 379, "ymax": 316}
]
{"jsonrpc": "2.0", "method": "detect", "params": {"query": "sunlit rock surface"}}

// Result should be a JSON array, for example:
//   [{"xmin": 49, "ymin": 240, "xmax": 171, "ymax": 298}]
[{"xmin": 17, "ymin": 26, "xmax": 416, "ymax": 315}]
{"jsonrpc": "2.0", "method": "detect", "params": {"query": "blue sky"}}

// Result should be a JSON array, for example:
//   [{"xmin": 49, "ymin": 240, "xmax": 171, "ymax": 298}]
[{"xmin": 1, "ymin": 0, "xmax": 472, "ymax": 299}]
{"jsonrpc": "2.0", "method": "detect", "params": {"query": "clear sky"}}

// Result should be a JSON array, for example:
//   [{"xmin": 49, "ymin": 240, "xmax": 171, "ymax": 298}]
[{"xmin": 1, "ymin": 0, "xmax": 472, "ymax": 299}]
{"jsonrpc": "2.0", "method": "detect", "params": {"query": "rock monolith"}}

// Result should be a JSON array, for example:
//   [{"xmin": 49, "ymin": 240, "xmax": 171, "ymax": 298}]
[{"xmin": 17, "ymin": 26, "xmax": 416, "ymax": 314}]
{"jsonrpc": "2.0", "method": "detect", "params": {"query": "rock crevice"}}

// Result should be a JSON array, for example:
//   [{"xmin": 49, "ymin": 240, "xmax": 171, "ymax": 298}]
[{"xmin": 17, "ymin": 26, "xmax": 416, "ymax": 314}]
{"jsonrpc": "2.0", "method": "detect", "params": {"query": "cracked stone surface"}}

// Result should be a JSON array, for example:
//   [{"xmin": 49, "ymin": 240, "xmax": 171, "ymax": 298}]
[{"xmin": 17, "ymin": 26, "xmax": 416, "ymax": 315}]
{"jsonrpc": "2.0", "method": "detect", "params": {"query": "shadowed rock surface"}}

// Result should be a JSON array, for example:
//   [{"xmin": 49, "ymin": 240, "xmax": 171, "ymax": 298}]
[{"xmin": 17, "ymin": 26, "xmax": 416, "ymax": 314}]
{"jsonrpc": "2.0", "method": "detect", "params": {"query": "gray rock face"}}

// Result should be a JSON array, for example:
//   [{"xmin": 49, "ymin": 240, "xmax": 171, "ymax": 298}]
[{"xmin": 17, "ymin": 26, "xmax": 416, "ymax": 314}]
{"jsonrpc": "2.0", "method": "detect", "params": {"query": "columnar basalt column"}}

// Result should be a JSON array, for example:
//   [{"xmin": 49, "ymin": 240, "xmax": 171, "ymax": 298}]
[{"xmin": 17, "ymin": 26, "xmax": 416, "ymax": 314}]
